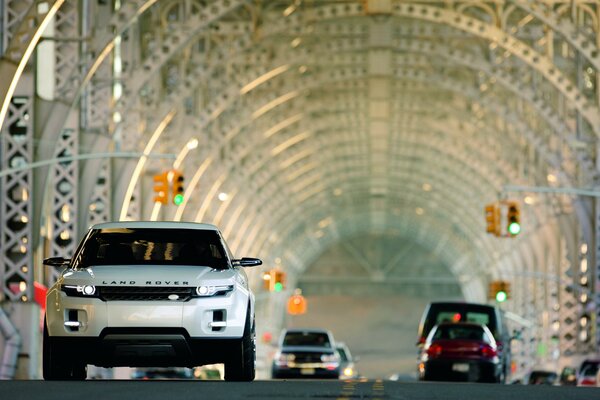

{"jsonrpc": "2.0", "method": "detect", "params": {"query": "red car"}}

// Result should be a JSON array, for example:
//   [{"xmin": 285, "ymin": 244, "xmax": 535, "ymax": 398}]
[
  {"xmin": 577, "ymin": 359, "xmax": 600, "ymax": 386},
  {"xmin": 418, "ymin": 322, "xmax": 503, "ymax": 383}
]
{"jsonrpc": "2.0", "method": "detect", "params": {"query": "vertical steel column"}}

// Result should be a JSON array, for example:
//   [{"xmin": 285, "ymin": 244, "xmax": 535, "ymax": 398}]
[
  {"xmin": 46, "ymin": 1, "xmax": 80, "ymax": 285},
  {"xmin": 87, "ymin": 160, "xmax": 111, "ymax": 225},
  {"xmin": 596, "ymin": 188, "xmax": 600, "ymax": 353},
  {"xmin": 47, "ymin": 129, "xmax": 78, "ymax": 284},
  {"xmin": 1, "ymin": 92, "xmax": 34, "ymax": 301},
  {"xmin": 559, "ymin": 234, "xmax": 578, "ymax": 357}
]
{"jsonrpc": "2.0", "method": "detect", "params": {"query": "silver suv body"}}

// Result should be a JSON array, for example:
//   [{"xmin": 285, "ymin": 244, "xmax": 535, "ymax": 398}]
[{"xmin": 43, "ymin": 221, "xmax": 261, "ymax": 381}]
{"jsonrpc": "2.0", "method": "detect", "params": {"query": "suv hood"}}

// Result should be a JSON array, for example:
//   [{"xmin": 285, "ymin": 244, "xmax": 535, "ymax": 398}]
[{"xmin": 61, "ymin": 265, "xmax": 236, "ymax": 286}]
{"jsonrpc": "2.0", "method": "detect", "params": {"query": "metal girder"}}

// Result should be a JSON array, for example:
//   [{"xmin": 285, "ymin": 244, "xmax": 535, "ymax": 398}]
[
  {"xmin": 173, "ymin": 68, "xmax": 564, "ymax": 244},
  {"xmin": 1, "ymin": 91, "xmax": 33, "ymax": 302}
]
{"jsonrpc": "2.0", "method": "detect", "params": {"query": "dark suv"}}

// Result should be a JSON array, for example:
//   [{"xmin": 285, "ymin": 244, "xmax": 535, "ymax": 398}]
[
  {"xmin": 417, "ymin": 302, "xmax": 511, "ymax": 383},
  {"xmin": 271, "ymin": 328, "xmax": 340, "ymax": 379}
]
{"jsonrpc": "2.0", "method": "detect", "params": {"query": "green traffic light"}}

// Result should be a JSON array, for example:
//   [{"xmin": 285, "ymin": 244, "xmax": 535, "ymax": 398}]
[
  {"xmin": 274, "ymin": 282, "xmax": 283, "ymax": 292},
  {"xmin": 495, "ymin": 290, "xmax": 507, "ymax": 302},
  {"xmin": 508, "ymin": 222, "xmax": 521, "ymax": 235},
  {"xmin": 173, "ymin": 193, "xmax": 184, "ymax": 205}
]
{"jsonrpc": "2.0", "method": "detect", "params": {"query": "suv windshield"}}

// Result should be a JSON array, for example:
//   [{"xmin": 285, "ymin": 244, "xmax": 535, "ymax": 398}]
[
  {"xmin": 283, "ymin": 331, "xmax": 331, "ymax": 348},
  {"xmin": 74, "ymin": 228, "xmax": 229, "ymax": 269}
]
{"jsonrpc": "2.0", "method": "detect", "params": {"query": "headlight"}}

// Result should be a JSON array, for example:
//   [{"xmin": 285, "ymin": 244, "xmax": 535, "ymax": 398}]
[
  {"xmin": 194, "ymin": 285, "xmax": 234, "ymax": 297},
  {"xmin": 278, "ymin": 353, "xmax": 295, "ymax": 362},
  {"xmin": 274, "ymin": 352, "xmax": 295, "ymax": 366},
  {"xmin": 61, "ymin": 284, "xmax": 98, "ymax": 297}
]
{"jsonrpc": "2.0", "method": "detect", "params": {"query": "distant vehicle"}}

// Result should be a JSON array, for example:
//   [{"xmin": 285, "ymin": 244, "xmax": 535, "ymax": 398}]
[
  {"xmin": 271, "ymin": 328, "xmax": 340, "ymax": 379},
  {"xmin": 193, "ymin": 364, "xmax": 224, "ymax": 380},
  {"xmin": 336, "ymin": 342, "xmax": 359, "ymax": 379},
  {"xmin": 132, "ymin": 367, "xmax": 193, "ymax": 380},
  {"xmin": 558, "ymin": 366, "xmax": 577, "ymax": 386},
  {"xmin": 43, "ymin": 221, "xmax": 262, "ymax": 381},
  {"xmin": 527, "ymin": 370, "xmax": 558, "ymax": 385},
  {"xmin": 577, "ymin": 359, "xmax": 600, "ymax": 387},
  {"xmin": 417, "ymin": 301, "xmax": 511, "ymax": 382},
  {"xmin": 418, "ymin": 322, "xmax": 503, "ymax": 383}
]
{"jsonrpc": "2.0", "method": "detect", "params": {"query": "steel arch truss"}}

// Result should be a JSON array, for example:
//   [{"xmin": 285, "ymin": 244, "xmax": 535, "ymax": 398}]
[{"xmin": 2, "ymin": 0, "xmax": 600, "ymax": 375}]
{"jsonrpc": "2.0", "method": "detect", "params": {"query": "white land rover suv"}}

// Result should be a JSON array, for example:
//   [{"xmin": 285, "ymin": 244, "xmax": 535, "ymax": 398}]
[{"xmin": 43, "ymin": 221, "xmax": 261, "ymax": 381}]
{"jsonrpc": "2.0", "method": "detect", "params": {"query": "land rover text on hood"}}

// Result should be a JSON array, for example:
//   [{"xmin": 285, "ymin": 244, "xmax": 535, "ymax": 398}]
[{"xmin": 43, "ymin": 221, "xmax": 262, "ymax": 381}]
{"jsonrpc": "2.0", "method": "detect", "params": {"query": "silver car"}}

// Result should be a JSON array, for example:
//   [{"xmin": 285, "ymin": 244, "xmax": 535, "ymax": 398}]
[{"xmin": 43, "ymin": 221, "xmax": 261, "ymax": 381}]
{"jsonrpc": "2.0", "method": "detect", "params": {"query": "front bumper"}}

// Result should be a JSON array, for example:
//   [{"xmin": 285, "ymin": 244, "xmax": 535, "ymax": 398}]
[
  {"xmin": 48, "ymin": 328, "xmax": 240, "ymax": 367},
  {"xmin": 272, "ymin": 364, "xmax": 340, "ymax": 379},
  {"xmin": 422, "ymin": 358, "xmax": 500, "ymax": 382},
  {"xmin": 45, "ymin": 286, "xmax": 249, "ymax": 339}
]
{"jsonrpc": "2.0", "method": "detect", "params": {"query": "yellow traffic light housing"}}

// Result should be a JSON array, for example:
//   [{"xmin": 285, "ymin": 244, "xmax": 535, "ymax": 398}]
[
  {"xmin": 171, "ymin": 170, "xmax": 184, "ymax": 205},
  {"xmin": 488, "ymin": 280, "xmax": 510, "ymax": 302},
  {"xmin": 506, "ymin": 201, "xmax": 521, "ymax": 236},
  {"xmin": 484, "ymin": 203, "xmax": 501, "ymax": 236},
  {"xmin": 153, "ymin": 172, "xmax": 169, "ymax": 204},
  {"xmin": 264, "ymin": 269, "xmax": 286, "ymax": 292}
]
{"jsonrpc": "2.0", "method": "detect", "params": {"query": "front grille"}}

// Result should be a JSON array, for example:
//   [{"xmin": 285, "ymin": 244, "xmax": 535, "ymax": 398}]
[
  {"xmin": 287, "ymin": 352, "xmax": 326, "ymax": 363},
  {"xmin": 98, "ymin": 286, "xmax": 194, "ymax": 302}
]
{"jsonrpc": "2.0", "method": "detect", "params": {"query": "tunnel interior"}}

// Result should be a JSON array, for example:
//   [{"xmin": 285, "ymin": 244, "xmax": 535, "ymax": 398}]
[{"xmin": 0, "ymin": 0, "xmax": 598, "ymax": 379}]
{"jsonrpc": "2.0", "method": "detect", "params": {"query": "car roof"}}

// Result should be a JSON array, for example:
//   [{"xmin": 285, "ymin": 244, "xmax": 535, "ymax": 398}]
[
  {"xmin": 90, "ymin": 221, "xmax": 219, "ymax": 231},
  {"xmin": 435, "ymin": 322, "xmax": 486, "ymax": 328},
  {"xmin": 428, "ymin": 301, "xmax": 496, "ymax": 309}
]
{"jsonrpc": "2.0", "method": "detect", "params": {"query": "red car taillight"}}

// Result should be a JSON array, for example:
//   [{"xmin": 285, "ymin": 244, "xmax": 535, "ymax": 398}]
[
  {"xmin": 426, "ymin": 343, "xmax": 443, "ymax": 358},
  {"xmin": 480, "ymin": 345, "xmax": 497, "ymax": 358}
]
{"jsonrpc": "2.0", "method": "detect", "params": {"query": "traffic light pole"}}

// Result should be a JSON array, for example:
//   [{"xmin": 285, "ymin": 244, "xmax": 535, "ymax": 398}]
[
  {"xmin": 504, "ymin": 185, "xmax": 600, "ymax": 198},
  {"xmin": 0, "ymin": 152, "xmax": 176, "ymax": 178}
]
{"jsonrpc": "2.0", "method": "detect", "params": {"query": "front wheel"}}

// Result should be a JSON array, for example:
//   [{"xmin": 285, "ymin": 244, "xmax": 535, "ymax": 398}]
[
  {"xmin": 224, "ymin": 311, "xmax": 255, "ymax": 382},
  {"xmin": 43, "ymin": 318, "xmax": 87, "ymax": 380}
]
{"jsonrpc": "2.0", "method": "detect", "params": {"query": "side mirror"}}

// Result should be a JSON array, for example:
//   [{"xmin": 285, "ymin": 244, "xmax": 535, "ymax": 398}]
[
  {"xmin": 43, "ymin": 257, "xmax": 70, "ymax": 268},
  {"xmin": 232, "ymin": 257, "xmax": 262, "ymax": 267}
]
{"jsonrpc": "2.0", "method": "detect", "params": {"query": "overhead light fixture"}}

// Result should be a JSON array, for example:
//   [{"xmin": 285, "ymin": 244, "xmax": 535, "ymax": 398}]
[{"xmin": 187, "ymin": 138, "xmax": 199, "ymax": 149}]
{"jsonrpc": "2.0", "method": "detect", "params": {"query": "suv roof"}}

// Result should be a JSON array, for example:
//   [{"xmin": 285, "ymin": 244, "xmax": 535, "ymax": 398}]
[{"xmin": 91, "ymin": 221, "xmax": 218, "ymax": 231}]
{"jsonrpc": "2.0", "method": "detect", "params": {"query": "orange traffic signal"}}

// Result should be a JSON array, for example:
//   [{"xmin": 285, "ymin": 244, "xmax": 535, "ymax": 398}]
[
  {"xmin": 153, "ymin": 172, "xmax": 169, "ymax": 204},
  {"xmin": 263, "ymin": 269, "xmax": 286, "ymax": 292},
  {"xmin": 488, "ymin": 280, "xmax": 510, "ymax": 302},
  {"xmin": 506, "ymin": 201, "xmax": 521, "ymax": 236},
  {"xmin": 287, "ymin": 292, "xmax": 307, "ymax": 315},
  {"xmin": 171, "ymin": 170, "xmax": 184, "ymax": 205},
  {"xmin": 484, "ymin": 203, "xmax": 500, "ymax": 236}
]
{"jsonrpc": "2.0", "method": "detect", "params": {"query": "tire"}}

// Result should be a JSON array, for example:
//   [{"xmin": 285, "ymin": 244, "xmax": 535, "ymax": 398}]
[
  {"xmin": 43, "ymin": 318, "xmax": 87, "ymax": 380},
  {"xmin": 224, "ymin": 309, "xmax": 255, "ymax": 382}
]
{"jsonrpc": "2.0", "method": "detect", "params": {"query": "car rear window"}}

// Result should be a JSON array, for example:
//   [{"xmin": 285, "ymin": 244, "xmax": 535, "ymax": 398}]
[
  {"xmin": 421, "ymin": 303, "xmax": 499, "ymax": 340},
  {"xmin": 431, "ymin": 325, "xmax": 491, "ymax": 343},
  {"xmin": 283, "ymin": 332, "xmax": 331, "ymax": 347},
  {"xmin": 435, "ymin": 311, "xmax": 490, "ymax": 326},
  {"xmin": 75, "ymin": 228, "xmax": 228, "ymax": 268}
]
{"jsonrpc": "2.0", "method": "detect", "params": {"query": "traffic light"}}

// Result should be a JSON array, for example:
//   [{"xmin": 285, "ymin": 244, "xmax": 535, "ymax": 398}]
[
  {"xmin": 484, "ymin": 203, "xmax": 500, "ymax": 236},
  {"xmin": 488, "ymin": 280, "xmax": 510, "ymax": 302},
  {"xmin": 287, "ymin": 290, "xmax": 307, "ymax": 315},
  {"xmin": 153, "ymin": 172, "xmax": 169, "ymax": 204},
  {"xmin": 273, "ymin": 270, "xmax": 286, "ymax": 292},
  {"xmin": 506, "ymin": 201, "xmax": 521, "ymax": 236},
  {"xmin": 171, "ymin": 170, "xmax": 184, "ymax": 205},
  {"xmin": 264, "ymin": 269, "xmax": 286, "ymax": 292}
]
